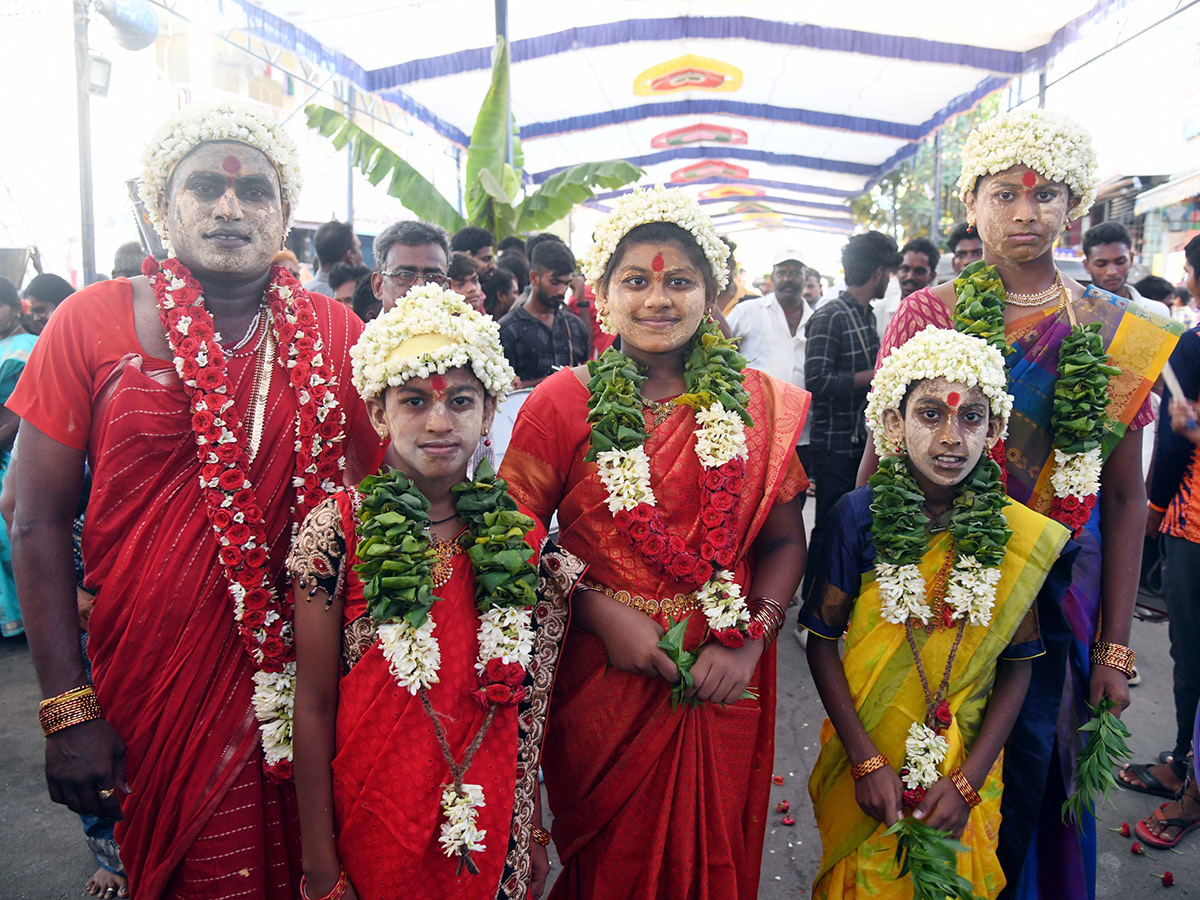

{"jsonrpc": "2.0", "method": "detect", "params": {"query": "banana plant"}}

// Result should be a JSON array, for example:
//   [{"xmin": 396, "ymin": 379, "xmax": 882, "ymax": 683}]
[{"xmin": 306, "ymin": 37, "xmax": 643, "ymax": 240}]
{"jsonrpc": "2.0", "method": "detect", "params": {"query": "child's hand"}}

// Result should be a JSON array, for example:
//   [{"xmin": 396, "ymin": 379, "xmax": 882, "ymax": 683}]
[
  {"xmin": 530, "ymin": 843, "xmax": 550, "ymax": 900},
  {"xmin": 854, "ymin": 764, "xmax": 904, "ymax": 826},
  {"xmin": 685, "ymin": 640, "xmax": 763, "ymax": 704},
  {"xmin": 912, "ymin": 776, "xmax": 971, "ymax": 838}
]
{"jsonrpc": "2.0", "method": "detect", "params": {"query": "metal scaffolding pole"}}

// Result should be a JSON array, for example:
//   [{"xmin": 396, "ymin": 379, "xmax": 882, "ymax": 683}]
[{"xmin": 73, "ymin": 0, "xmax": 97, "ymax": 285}]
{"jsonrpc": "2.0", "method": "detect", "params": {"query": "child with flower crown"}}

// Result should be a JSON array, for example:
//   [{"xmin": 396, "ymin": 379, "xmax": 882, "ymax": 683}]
[
  {"xmin": 287, "ymin": 287, "xmax": 575, "ymax": 900},
  {"xmin": 803, "ymin": 326, "xmax": 1076, "ymax": 899}
]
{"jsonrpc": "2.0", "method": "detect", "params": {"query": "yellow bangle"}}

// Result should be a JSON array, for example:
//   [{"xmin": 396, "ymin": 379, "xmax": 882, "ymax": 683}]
[
  {"xmin": 1090, "ymin": 641, "xmax": 1136, "ymax": 679},
  {"xmin": 850, "ymin": 753, "xmax": 889, "ymax": 781}
]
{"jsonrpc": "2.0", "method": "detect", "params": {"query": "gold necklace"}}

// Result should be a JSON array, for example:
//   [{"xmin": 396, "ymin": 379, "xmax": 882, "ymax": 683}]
[
  {"xmin": 643, "ymin": 398, "xmax": 676, "ymax": 429},
  {"xmin": 428, "ymin": 530, "xmax": 464, "ymax": 588},
  {"xmin": 1005, "ymin": 272, "xmax": 1064, "ymax": 307},
  {"xmin": 246, "ymin": 318, "xmax": 274, "ymax": 464}
]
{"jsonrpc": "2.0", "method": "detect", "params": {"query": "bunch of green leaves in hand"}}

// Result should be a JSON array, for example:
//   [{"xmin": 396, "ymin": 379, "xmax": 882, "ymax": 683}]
[
  {"xmin": 885, "ymin": 818, "xmax": 981, "ymax": 900},
  {"xmin": 1062, "ymin": 698, "xmax": 1132, "ymax": 826},
  {"xmin": 656, "ymin": 615, "xmax": 756, "ymax": 710}
]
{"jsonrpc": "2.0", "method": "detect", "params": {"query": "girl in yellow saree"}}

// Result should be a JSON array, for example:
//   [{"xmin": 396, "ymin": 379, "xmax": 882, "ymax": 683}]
[{"xmin": 803, "ymin": 328, "xmax": 1075, "ymax": 898}]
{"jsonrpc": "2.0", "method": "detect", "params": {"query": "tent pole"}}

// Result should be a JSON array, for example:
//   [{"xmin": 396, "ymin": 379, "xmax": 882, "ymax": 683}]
[
  {"xmin": 346, "ymin": 84, "xmax": 355, "ymax": 223},
  {"xmin": 1038, "ymin": 69, "xmax": 1047, "ymax": 108},
  {"xmin": 74, "ymin": 0, "xmax": 97, "ymax": 285}
]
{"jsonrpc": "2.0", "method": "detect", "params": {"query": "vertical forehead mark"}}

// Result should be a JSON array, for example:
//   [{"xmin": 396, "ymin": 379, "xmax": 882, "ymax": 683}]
[
  {"xmin": 222, "ymin": 155, "xmax": 242, "ymax": 175},
  {"xmin": 946, "ymin": 391, "xmax": 961, "ymax": 408},
  {"xmin": 651, "ymin": 252, "xmax": 665, "ymax": 273},
  {"xmin": 430, "ymin": 374, "xmax": 447, "ymax": 392}
]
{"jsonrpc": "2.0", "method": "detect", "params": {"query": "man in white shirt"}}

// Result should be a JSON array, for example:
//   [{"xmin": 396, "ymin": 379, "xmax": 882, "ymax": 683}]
[{"xmin": 726, "ymin": 248, "xmax": 816, "ymax": 494}]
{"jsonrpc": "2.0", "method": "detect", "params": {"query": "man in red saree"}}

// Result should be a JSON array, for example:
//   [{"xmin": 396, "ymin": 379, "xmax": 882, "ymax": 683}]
[{"xmin": 8, "ymin": 102, "xmax": 379, "ymax": 899}]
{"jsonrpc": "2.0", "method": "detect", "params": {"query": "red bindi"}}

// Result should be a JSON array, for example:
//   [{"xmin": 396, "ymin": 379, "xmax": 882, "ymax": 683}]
[
  {"xmin": 430, "ymin": 374, "xmax": 447, "ymax": 392},
  {"xmin": 1021, "ymin": 171, "xmax": 1037, "ymax": 188},
  {"xmin": 651, "ymin": 252, "xmax": 665, "ymax": 274},
  {"xmin": 222, "ymin": 155, "xmax": 242, "ymax": 175},
  {"xmin": 946, "ymin": 391, "xmax": 960, "ymax": 407}
]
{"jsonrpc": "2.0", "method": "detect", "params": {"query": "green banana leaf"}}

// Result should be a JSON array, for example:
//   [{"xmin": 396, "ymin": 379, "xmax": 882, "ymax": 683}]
[
  {"xmin": 305, "ymin": 104, "xmax": 466, "ymax": 232},
  {"xmin": 465, "ymin": 36, "xmax": 512, "ymax": 223},
  {"xmin": 517, "ymin": 160, "xmax": 645, "ymax": 232}
]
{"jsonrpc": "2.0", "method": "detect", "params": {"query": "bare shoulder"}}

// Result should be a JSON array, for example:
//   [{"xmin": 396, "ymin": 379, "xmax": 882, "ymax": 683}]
[
  {"xmin": 928, "ymin": 280, "xmax": 958, "ymax": 311},
  {"xmin": 571, "ymin": 364, "xmax": 590, "ymax": 387},
  {"xmin": 128, "ymin": 275, "xmax": 172, "ymax": 361}
]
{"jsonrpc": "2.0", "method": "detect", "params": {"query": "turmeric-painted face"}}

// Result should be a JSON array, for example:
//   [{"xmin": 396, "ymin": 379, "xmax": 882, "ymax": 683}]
[
  {"xmin": 596, "ymin": 241, "xmax": 708, "ymax": 355},
  {"xmin": 881, "ymin": 378, "xmax": 1003, "ymax": 495},
  {"xmin": 965, "ymin": 164, "xmax": 1075, "ymax": 267}
]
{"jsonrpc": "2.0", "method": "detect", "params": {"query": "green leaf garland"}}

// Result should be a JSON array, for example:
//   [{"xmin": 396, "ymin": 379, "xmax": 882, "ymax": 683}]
[
  {"xmin": 869, "ymin": 456, "xmax": 929, "ymax": 568},
  {"xmin": 948, "ymin": 457, "xmax": 1012, "ymax": 568},
  {"xmin": 1051, "ymin": 323, "xmax": 1120, "ymax": 455},
  {"xmin": 676, "ymin": 318, "xmax": 752, "ymax": 426},
  {"xmin": 952, "ymin": 262, "xmax": 1010, "ymax": 356}
]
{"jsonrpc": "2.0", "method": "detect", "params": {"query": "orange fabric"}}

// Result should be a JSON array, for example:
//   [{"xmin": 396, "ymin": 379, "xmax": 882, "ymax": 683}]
[
  {"xmin": 331, "ymin": 490, "xmax": 547, "ymax": 900},
  {"xmin": 7, "ymin": 280, "xmax": 380, "ymax": 900},
  {"xmin": 499, "ymin": 367, "xmax": 808, "ymax": 900}
]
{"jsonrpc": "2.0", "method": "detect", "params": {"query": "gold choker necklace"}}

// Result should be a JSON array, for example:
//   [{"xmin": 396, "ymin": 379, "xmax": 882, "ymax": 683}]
[{"xmin": 1005, "ymin": 273, "xmax": 1065, "ymax": 307}]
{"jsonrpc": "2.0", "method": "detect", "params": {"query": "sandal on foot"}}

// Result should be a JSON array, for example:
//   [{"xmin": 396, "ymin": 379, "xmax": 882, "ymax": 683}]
[
  {"xmin": 1118, "ymin": 763, "xmax": 1181, "ymax": 799},
  {"xmin": 1135, "ymin": 803, "xmax": 1200, "ymax": 849}
]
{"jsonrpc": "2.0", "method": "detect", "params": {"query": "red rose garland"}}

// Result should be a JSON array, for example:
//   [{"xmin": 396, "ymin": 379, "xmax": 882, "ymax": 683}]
[{"xmin": 144, "ymin": 255, "xmax": 347, "ymax": 778}]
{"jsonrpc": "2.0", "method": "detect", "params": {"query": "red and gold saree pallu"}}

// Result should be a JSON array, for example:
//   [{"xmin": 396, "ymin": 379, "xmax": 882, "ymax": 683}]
[
  {"xmin": 6, "ymin": 281, "xmax": 379, "ymax": 899},
  {"xmin": 499, "ymin": 367, "xmax": 809, "ymax": 900}
]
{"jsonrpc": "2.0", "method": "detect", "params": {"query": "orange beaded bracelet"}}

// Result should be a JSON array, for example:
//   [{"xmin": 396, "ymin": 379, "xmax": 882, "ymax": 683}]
[
  {"xmin": 850, "ymin": 753, "xmax": 889, "ymax": 781},
  {"xmin": 949, "ymin": 767, "xmax": 982, "ymax": 808}
]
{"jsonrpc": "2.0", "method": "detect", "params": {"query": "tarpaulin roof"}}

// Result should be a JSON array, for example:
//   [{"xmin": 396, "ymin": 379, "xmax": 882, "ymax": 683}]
[{"xmin": 229, "ymin": 0, "xmax": 1123, "ymax": 231}]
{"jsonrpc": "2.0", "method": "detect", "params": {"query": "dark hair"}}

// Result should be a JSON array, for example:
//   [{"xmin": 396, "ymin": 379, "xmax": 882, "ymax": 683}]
[
  {"xmin": 806, "ymin": 268, "xmax": 822, "ymax": 281},
  {"xmin": 313, "ymin": 220, "xmax": 357, "ymax": 268},
  {"xmin": 524, "ymin": 233, "xmax": 564, "ymax": 261},
  {"xmin": 1185, "ymin": 234, "xmax": 1200, "ymax": 274},
  {"xmin": 945, "ymin": 222, "xmax": 978, "ymax": 253},
  {"xmin": 530, "ymin": 240, "xmax": 576, "ymax": 277},
  {"xmin": 450, "ymin": 226, "xmax": 495, "ymax": 255},
  {"xmin": 328, "ymin": 262, "xmax": 370, "ymax": 292},
  {"xmin": 112, "ymin": 240, "xmax": 144, "ymax": 278},
  {"xmin": 1176, "ymin": 286, "xmax": 1193, "ymax": 304},
  {"xmin": 497, "ymin": 235, "xmax": 526, "ymax": 256},
  {"xmin": 841, "ymin": 231, "xmax": 901, "ymax": 287},
  {"xmin": 448, "ymin": 251, "xmax": 481, "ymax": 281},
  {"xmin": 1134, "ymin": 275, "xmax": 1176, "ymax": 303},
  {"xmin": 599, "ymin": 222, "xmax": 718, "ymax": 297},
  {"xmin": 0, "ymin": 276, "xmax": 18, "ymax": 311},
  {"xmin": 372, "ymin": 220, "xmax": 449, "ymax": 269},
  {"xmin": 1082, "ymin": 221, "xmax": 1133, "ymax": 258},
  {"xmin": 900, "ymin": 236, "xmax": 940, "ymax": 272},
  {"xmin": 23, "ymin": 273, "xmax": 74, "ymax": 307},
  {"xmin": 482, "ymin": 266, "xmax": 517, "ymax": 316},
  {"xmin": 351, "ymin": 273, "xmax": 380, "ymax": 322},
  {"xmin": 496, "ymin": 251, "xmax": 529, "ymax": 291}
]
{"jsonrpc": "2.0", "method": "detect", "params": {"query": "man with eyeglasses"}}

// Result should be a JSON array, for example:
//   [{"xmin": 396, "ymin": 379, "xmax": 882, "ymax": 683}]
[
  {"xmin": 370, "ymin": 220, "xmax": 451, "ymax": 313},
  {"xmin": 946, "ymin": 221, "xmax": 983, "ymax": 275},
  {"xmin": 896, "ymin": 236, "xmax": 940, "ymax": 299}
]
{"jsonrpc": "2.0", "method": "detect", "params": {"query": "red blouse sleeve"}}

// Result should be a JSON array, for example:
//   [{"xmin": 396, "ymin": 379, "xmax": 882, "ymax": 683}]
[{"xmin": 7, "ymin": 280, "xmax": 140, "ymax": 451}]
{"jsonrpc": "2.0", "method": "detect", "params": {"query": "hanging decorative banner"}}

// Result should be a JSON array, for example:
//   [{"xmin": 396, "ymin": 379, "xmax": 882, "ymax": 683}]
[
  {"xmin": 671, "ymin": 159, "xmax": 750, "ymax": 182},
  {"xmin": 699, "ymin": 185, "xmax": 764, "ymax": 199},
  {"xmin": 651, "ymin": 122, "xmax": 749, "ymax": 149},
  {"xmin": 633, "ymin": 55, "xmax": 743, "ymax": 95}
]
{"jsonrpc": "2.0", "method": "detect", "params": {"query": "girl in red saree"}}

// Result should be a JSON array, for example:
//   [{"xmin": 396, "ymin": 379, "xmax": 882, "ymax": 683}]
[
  {"xmin": 289, "ymin": 287, "xmax": 572, "ymax": 900},
  {"xmin": 500, "ymin": 188, "xmax": 810, "ymax": 900}
]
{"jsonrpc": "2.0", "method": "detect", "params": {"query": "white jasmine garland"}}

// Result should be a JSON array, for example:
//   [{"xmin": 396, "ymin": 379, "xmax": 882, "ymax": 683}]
[
  {"xmin": 693, "ymin": 403, "xmax": 748, "ymax": 468},
  {"xmin": 378, "ymin": 618, "xmax": 441, "ymax": 694},
  {"xmin": 139, "ymin": 100, "xmax": 303, "ymax": 239},
  {"xmin": 695, "ymin": 569, "xmax": 751, "ymax": 633},
  {"xmin": 438, "ymin": 783, "xmax": 487, "ymax": 860},
  {"xmin": 475, "ymin": 607, "xmax": 535, "ymax": 674},
  {"xmin": 876, "ymin": 563, "xmax": 932, "ymax": 626},
  {"xmin": 594, "ymin": 446, "xmax": 656, "ymax": 512},
  {"xmin": 252, "ymin": 664, "xmax": 296, "ymax": 766},
  {"xmin": 957, "ymin": 109, "xmax": 1098, "ymax": 221},
  {"xmin": 580, "ymin": 186, "xmax": 730, "ymax": 291},
  {"xmin": 351, "ymin": 285, "xmax": 516, "ymax": 401},
  {"xmin": 1049, "ymin": 447, "xmax": 1103, "ymax": 500},
  {"xmin": 866, "ymin": 326, "xmax": 1012, "ymax": 458},
  {"xmin": 945, "ymin": 556, "xmax": 1001, "ymax": 626},
  {"xmin": 903, "ymin": 722, "xmax": 950, "ymax": 791}
]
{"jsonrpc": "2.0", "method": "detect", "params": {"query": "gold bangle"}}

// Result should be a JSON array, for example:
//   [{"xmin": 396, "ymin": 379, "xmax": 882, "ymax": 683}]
[
  {"xmin": 300, "ymin": 867, "xmax": 348, "ymax": 900},
  {"xmin": 949, "ymin": 767, "xmax": 982, "ymax": 808},
  {"xmin": 531, "ymin": 826, "xmax": 552, "ymax": 847},
  {"xmin": 748, "ymin": 596, "xmax": 787, "ymax": 646},
  {"xmin": 1090, "ymin": 641, "xmax": 1136, "ymax": 679},
  {"xmin": 850, "ymin": 753, "xmax": 889, "ymax": 781},
  {"xmin": 38, "ymin": 685, "xmax": 103, "ymax": 737}
]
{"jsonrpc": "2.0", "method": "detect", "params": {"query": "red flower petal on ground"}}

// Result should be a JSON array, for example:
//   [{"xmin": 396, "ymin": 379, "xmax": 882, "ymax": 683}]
[
  {"xmin": 776, "ymin": 800, "xmax": 790, "ymax": 813},
  {"xmin": 1132, "ymin": 842, "xmax": 1145, "ymax": 854},
  {"xmin": 773, "ymin": 775, "xmax": 785, "ymax": 785},
  {"xmin": 1120, "ymin": 822, "xmax": 1131, "ymax": 837},
  {"xmin": 1162, "ymin": 872, "xmax": 1174, "ymax": 887},
  {"xmin": 781, "ymin": 816, "xmax": 795, "ymax": 826}
]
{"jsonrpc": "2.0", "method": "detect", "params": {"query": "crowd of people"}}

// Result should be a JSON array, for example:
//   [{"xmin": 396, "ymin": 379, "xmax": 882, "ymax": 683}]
[{"xmin": 3, "ymin": 96, "xmax": 1200, "ymax": 900}]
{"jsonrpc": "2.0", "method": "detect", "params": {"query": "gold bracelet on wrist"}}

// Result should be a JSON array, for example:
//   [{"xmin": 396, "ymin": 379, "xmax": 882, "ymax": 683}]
[
  {"xmin": 300, "ymin": 866, "xmax": 348, "ymax": 900},
  {"xmin": 1089, "ymin": 641, "xmax": 1136, "ymax": 679},
  {"xmin": 949, "ymin": 767, "xmax": 982, "ymax": 808},
  {"xmin": 38, "ymin": 685, "xmax": 103, "ymax": 737},
  {"xmin": 748, "ymin": 596, "xmax": 787, "ymax": 646},
  {"xmin": 850, "ymin": 753, "xmax": 889, "ymax": 781},
  {"xmin": 531, "ymin": 826, "xmax": 552, "ymax": 847}
]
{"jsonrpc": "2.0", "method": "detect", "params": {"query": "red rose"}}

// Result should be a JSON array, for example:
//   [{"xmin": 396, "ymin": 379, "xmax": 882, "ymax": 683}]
[
  {"xmin": 776, "ymin": 800, "xmax": 790, "ymax": 813},
  {"xmin": 243, "ymin": 505, "xmax": 264, "ymax": 525},
  {"xmin": 628, "ymin": 521, "xmax": 651, "ymax": 542},
  {"xmin": 317, "ymin": 418, "xmax": 340, "ymax": 440},
  {"xmin": 193, "ymin": 407, "xmax": 215, "ymax": 433},
  {"xmin": 700, "ymin": 542, "xmax": 717, "ymax": 561},
  {"xmin": 725, "ymin": 457, "xmax": 745, "ymax": 477},
  {"xmin": 296, "ymin": 308, "xmax": 318, "ymax": 328},
  {"xmin": 237, "ymin": 566, "xmax": 263, "ymax": 587},
  {"xmin": 263, "ymin": 615, "xmax": 284, "ymax": 636},
  {"xmin": 218, "ymin": 469, "xmax": 244, "ymax": 491},
  {"xmin": 715, "ymin": 549, "xmax": 735, "ymax": 568},
  {"xmin": 485, "ymin": 683, "xmax": 512, "ymax": 705},
  {"xmin": 773, "ymin": 775, "xmax": 785, "ymax": 785},
  {"xmin": 726, "ymin": 476, "xmax": 744, "ymax": 494},
  {"xmin": 710, "ymin": 491, "xmax": 734, "ymax": 511},
  {"xmin": 201, "ymin": 462, "xmax": 223, "ymax": 483},
  {"xmin": 484, "ymin": 658, "xmax": 507, "ymax": 683},
  {"xmin": 1131, "ymin": 842, "xmax": 1145, "ymax": 855},
  {"xmin": 226, "ymin": 523, "xmax": 251, "ymax": 544},
  {"xmin": 276, "ymin": 324, "xmax": 297, "ymax": 347},
  {"xmin": 691, "ymin": 560, "xmax": 713, "ymax": 585},
  {"xmin": 1120, "ymin": 822, "xmax": 1131, "ymax": 837},
  {"xmin": 934, "ymin": 700, "xmax": 952, "ymax": 728},
  {"xmin": 708, "ymin": 527, "xmax": 731, "ymax": 549},
  {"xmin": 307, "ymin": 382, "xmax": 329, "ymax": 400},
  {"xmin": 701, "ymin": 507, "xmax": 724, "ymax": 528},
  {"xmin": 667, "ymin": 535, "xmax": 687, "ymax": 556},
  {"xmin": 215, "ymin": 443, "xmax": 241, "ymax": 463},
  {"xmin": 630, "ymin": 504, "xmax": 655, "ymax": 523},
  {"xmin": 942, "ymin": 606, "xmax": 955, "ymax": 629},
  {"xmin": 171, "ymin": 285, "xmax": 200, "ymax": 304},
  {"xmin": 234, "ymin": 488, "xmax": 257, "ymax": 509},
  {"xmin": 211, "ymin": 508, "xmax": 234, "ymax": 530},
  {"xmin": 669, "ymin": 555, "xmax": 695, "ymax": 580},
  {"xmin": 141, "ymin": 256, "xmax": 158, "ymax": 278},
  {"xmin": 178, "ymin": 336, "xmax": 201, "ymax": 358},
  {"xmin": 902, "ymin": 787, "xmax": 926, "ymax": 809},
  {"xmin": 243, "ymin": 588, "xmax": 271, "ymax": 610},
  {"xmin": 716, "ymin": 628, "xmax": 745, "ymax": 649},
  {"xmin": 703, "ymin": 469, "xmax": 726, "ymax": 491},
  {"xmin": 261, "ymin": 636, "xmax": 286, "ymax": 660},
  {"xmin": 780, "ymin": 816, "xmax": 796, "ymax": 826},
  {"xmin": 289, "ymin": 363, "xmax": 312, "ymax": 388},
  {"xmin": 245, "ymin": 546, "xmax": 269, "ymax": 568},
  {"xmin": 502, "ymin": 663, "xmax": 526, "ymax": 686},
  {"xmin": 303, "ymin": 473, "xmax": 319, "ymax": 492},
  {"xmin": 295, "ymin": 337, "xmax": 315, "ymax": 352},
  {"xmin": 181, "ymin": 357, "xmax": 200, "ymax": 380},
  {"xmin": 614, "ymin": 510, "xmax": 632, "ymax": 530},
  {"xmin": 267, "ymin": 758, "xmax": 292, "ymax": 781},
  {"xmin": 242, "ymin": 608, "xmax": 267, "ymax": 628},
  {"xmin": 259, "ymin": 655, "xmax": 286, "ymax": 674},
  {"xmin": 746, "ymin": 620, "xmax": 765, "ymax": 641},
  {"xmin": 1162, "ymin": 872, "xmax": 1174, "ymax": 887},
  {"xmin": 643, "ymin": 534, "xmax": 666, "ymax": 557},
  {"xmin": 219, "ymin": 545, "xmax": 244, "ymax": 568},
  {"xmin": 195, "ymin": 368, "xmax": 223, "ymax": 391},
  {"xmin": 471, "ymin": 687, "xmax": 490, "ymax": 708}
]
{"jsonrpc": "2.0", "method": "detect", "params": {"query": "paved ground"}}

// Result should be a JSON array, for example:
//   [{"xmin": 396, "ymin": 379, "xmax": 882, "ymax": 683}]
[{"xmin": 3, "ymin": 604, "xmax": 1197, "ymax": 898}]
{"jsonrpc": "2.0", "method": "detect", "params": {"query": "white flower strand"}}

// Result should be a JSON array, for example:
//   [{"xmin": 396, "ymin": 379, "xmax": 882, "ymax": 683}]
[
  {"xmin": 903, "ymin": 722, "xmax": 950, "ymax": 791},
  {"xmin": 595, "ymin": 447, "xmax": 656, "ymax": 512},
  {"xmin": 876, "ymin": 563, "xmax": 932, "ymax": 626},
  {"xmin": 252, "ymin": 664, "xmax": 295, "ymax": 767},
  {"xmin": 1049, "ymin": 447, "xmax": 1103, "ymax": 501},
  {"xmin": 694, "ymin": 404, "xmax": 748, "ymax": 468},
  {"xmin": 377, "ymin": 618, "xmax": 441, "ymax": 695},
  {"xmin": 696, "ymin": 569, "xmax": 751, "ymax": 632},
  {"xmin": 945, "ymin": 556, "xmax": 1001, "ymax": 626},
  {"xmin": 475, "ymin": 607, "xmax": 535, "ymax": 675},
  {"xmin": 438, "ymin": 784, "xmax": 487, "ymax": 860}
]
